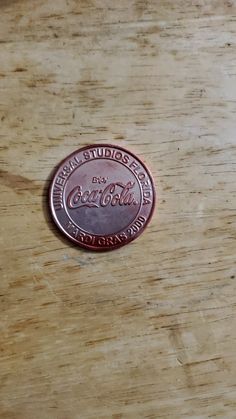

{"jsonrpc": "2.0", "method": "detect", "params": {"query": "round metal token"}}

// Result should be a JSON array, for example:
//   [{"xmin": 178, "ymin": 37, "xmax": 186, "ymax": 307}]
[{"xmin": 49, "ymin": 144, "xmax": 156, "ymax": 251}]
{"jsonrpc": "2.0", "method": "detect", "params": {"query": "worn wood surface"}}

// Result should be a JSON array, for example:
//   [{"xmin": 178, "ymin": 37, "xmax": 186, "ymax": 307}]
[{"xmin": 0, "ymin": 1, "xmax": 236, "ymax": 418}]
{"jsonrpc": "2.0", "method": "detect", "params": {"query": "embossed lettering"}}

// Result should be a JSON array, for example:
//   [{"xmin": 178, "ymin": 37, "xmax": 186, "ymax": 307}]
[
  {"xmin": 67, "ymin": 182, "xmax": 137, "ymax": 209},
  {"xmin": 53, "ymin": 183, "xmax": 64, "ymax": 210},
  {"xmin": 92, "ymin": 176, "xmax": 107, "ymax": 184}
]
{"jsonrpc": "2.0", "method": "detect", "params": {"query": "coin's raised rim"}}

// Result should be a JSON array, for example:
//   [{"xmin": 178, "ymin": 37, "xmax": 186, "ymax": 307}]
[{"xmin": 49, "ymin": 144, "xmax": 156, "ymax": 251}]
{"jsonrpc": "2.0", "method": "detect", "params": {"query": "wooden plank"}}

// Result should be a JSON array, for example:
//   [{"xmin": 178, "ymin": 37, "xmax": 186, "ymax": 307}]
[{"xmin": 0, "ymin": 1, "xmax": 235, "ymax": 418}]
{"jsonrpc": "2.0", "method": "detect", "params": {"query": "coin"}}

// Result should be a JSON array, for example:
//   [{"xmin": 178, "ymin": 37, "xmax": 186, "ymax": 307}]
[{"xmin": 49, "ymin": 144, "xmax": 156, "ymax": 251}]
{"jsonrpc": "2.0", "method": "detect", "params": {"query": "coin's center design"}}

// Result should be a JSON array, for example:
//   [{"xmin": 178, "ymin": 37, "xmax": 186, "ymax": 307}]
[{"xmin": 67, "ymin": 181, "xmax": 137, "ymax": 209}]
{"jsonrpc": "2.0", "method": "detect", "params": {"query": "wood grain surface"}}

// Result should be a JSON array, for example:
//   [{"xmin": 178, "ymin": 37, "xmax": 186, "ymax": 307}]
[{"xmin": 0, "ymin": 1, "xmax": 236, "ymax": 418}]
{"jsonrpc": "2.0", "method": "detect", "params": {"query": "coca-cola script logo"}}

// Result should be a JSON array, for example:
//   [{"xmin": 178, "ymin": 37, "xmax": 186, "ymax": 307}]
[{"xmin": 67, "ymin": 181, "xmax": 138, "ymax": 209}]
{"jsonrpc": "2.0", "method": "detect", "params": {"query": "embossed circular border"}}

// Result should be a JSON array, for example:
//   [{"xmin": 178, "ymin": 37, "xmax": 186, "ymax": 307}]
[{"xmin": 49, "ymin": 144, "xmax": 156, "ymax": 251}]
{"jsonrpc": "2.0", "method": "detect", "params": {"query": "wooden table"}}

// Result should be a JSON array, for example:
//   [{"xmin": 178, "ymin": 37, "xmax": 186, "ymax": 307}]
[{"xmin": 1, "ymin": 1, "xmax": 236, "ymax": 418}]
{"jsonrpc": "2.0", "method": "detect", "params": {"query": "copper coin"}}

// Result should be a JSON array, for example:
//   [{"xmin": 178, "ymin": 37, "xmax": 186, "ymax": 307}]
[{"xmin": 49, "ymin": 144, "xmax": 156, "ymax": 251}]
